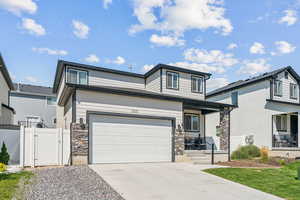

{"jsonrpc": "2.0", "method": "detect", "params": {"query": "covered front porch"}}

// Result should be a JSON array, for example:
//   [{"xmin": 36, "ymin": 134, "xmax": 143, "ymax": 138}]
[
  {"xmin": 272, "ymin": 112, "xmax": 299, "ymax": 148},
  {"xmin": 180, "ymin": 101, "xmax": 235, "ymax": 152}
]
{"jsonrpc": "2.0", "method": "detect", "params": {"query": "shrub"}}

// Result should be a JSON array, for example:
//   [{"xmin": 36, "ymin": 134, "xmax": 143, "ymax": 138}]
[
  {"xmin": 0, "ymin": 163, "xmax": 6, "ymax": 172},
  {"xmin": 231, "ymin": 145, "xmax": 261, "ymax": 160},
  {"xmin": 278, "ymin": 159, "xmax": 286, "ymax": 166},
  {"xmin": 0, "ymin": 142, "xmax": 10, "ymax": 165},
  {"xmin": 260, "ymin": 147, "xmax": 269, "ymax": 163}
]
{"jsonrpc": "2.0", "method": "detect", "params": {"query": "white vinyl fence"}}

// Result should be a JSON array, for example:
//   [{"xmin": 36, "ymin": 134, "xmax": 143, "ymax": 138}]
[
  {"xmin": 20, "ymin": 127, "xmax": 70, "ymax": 167},
  {"xmin": 0, "ymin": 128, "xmax": 20, "ymax": 165}
]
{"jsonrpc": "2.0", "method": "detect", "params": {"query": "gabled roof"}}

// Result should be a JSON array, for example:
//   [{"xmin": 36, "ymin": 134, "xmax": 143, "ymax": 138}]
[
  {"xmin": 207, "ymin": 66, "xmax": 300, "ymax": 97},
  {"xmin": 52, "ymin": 60, "xmax": 212, "ymax": 93},
  {"xmin": 12, "ymin": 83, "xmax": 55, "ymax": 97},
  {"xmin": 0, "ymin": 54, "xmax": 14, "ymax": 90}
]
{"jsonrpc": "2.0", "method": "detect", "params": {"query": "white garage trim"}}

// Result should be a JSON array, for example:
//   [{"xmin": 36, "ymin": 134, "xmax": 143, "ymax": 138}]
[{"xmin": 87, "ymin": 111, "xmax": 176, "ymax": 164}]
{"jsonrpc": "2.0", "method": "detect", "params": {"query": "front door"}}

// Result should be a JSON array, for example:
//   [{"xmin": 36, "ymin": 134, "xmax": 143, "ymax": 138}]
[{"xmin": 290, "ymin": 115, "xmax": 298, "ymax": 147}]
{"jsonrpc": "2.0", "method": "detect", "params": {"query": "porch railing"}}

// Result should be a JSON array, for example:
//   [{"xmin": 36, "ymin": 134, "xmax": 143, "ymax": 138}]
[{"xmin": 273, "ymin": 135, "xmax": 298, "ymax": 148}]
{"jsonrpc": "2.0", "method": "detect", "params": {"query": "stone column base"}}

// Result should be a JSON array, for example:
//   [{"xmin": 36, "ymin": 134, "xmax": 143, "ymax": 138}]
[{"xmin": 72, "ymin": 155, "xmax": 88, "ymax": 165}]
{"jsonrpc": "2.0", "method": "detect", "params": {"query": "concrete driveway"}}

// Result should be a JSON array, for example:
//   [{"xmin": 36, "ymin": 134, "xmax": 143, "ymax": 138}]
[{"xmin": 89, "ymin": 163, "xmax": 283, "ymax": 200}]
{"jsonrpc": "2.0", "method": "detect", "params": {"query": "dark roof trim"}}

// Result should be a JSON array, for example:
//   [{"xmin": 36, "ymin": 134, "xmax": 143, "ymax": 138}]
[
  {"xmin": 266, "ymin": 99, "xmax": 300, "ymax": 106},
  {"xmin": 2, "ymin": 103, "xmax": 15, "ymax": 114},
  {"xmin": 207, "ymin": 66, "xmax": 300, "ymax": 98},
  {"xmin": 53, "ymin": 60, "xmax": 212, "ymax": 93},
  {"xmin": 0, "ymin": 54, "xmax": 14, "ymax": 90},
  {"xmin": 67, "ymin": 83, "xmax": 234, "ymax": 109}
]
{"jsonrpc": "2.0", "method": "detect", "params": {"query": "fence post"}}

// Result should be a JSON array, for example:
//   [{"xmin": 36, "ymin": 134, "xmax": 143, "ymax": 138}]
[
  {"xmin": 58, "ymin": 128, "xmax": 63, "ymax": 165},
  {"xmin": 19, "ymin": 126, "xmax": 24, "ymax": 167},
  {"xmin": 211, "ymin": 143, "xmax": 215, "ymax": 165},
  {"xmin": 31, "ymin": 128, "xmax": 36, "ymax": 168}
]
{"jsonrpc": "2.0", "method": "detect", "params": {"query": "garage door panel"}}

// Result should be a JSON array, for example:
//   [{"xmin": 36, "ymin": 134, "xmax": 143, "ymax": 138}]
[{"xmin": 90, "ymin": 114, "xmax": 173, "ymax": 164}]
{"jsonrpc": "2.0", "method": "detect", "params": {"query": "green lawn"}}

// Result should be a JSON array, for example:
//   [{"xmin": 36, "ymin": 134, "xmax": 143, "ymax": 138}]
[
  {"xmin": 205, "ymin": 162, "xmax": 300, "ymax": 200},
  {"xmin": 0, "ymin": 171, "xmax": 33, "ymax": 200}
]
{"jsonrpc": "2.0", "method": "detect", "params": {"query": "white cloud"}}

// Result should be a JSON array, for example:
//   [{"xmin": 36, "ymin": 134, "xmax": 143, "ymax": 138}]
[
  {"xmin": 32, "ymin": 47, "xmax": 68, "ymax": 56},
  {"xmin": 238, "ymin": 59, "xmax": 271, "ymax": 75},
  {"xmin": 184, "ymin": 48, "xmax": 238, "ymax": 67},
  {"xmin": 0, "ymin": 0, "xmax": 37, "ymax": 16},
  {"xmin": 206, "ymin": 77, "xmax": 229, "ymax": 91},
  {"xmin": 227, "ymin": 43, "xmax": 237, "ymax": 50},
  {"xmin": 103, "ymin": 0, "xmax": 112, "ymax": 9},
  {"xmin": 150, "ymin": 34, "xmax": 185, "ymax": 47},
  {"xmin": 249, "ymin": 42, "xmax": 265, "ymax": 54},
  {"xmin": 272, "ymin": 41, "xmax": 296, "ymax": 55},
  {"xmin": 72, "ymin": 20, "xmax": 89, "ymax": 39},
  {"xmin": 25, "ymin": 76, "xmax": 39, "ymax": 83},
  {"xmin": 278, "ymin": 10, "xmax": 297, "ymax": 26},
  {"xmin": 129, "ymin": 0, "xmax": 233, "ymax": 37},
  {"xmin": 21, "ymin": 18, "xmax": 45, "ymax": 36},
  {"xmin": 85, "ymin": 54, "xmax": 100, "ymax": 63},
  {"xmin": 113, "ymin": 56, "xmax": 126, "ymax": 65},
  {"xmin": 143, "ymin": 64, "xmax": 155, "ymax": 72},
  {"xmin": 169, "ymin": 62, "xmax": 226, "ymax": 74}
]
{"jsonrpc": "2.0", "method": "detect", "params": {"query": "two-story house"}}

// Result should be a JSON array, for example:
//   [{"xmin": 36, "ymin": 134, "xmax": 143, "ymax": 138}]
[
  {"xmin": 53, "ymin": 60, "xmax": 234, "ymax": 165},
  {"xmin": 206, "ymin": 66, "xmax": 300, "ymax": 158},
  {"xmin": 10, "ymin": 83, "xmax": 57, "ymax": 128},
  {"xmin": 0, "ymin": 54, "xmax": 15, "ymax": 125}
]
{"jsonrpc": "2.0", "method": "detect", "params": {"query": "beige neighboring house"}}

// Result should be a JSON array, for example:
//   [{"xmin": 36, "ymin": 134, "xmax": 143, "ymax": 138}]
[
  {"xmin": 0, "ymin": 54, "xmax": 15, "ymax": 125},
  {"xmin": 53, "ymin": 60, "xmax": 234, "ymax": 165}
]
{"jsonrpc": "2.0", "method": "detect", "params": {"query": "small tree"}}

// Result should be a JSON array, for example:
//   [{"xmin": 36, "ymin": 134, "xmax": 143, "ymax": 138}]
[{"xmin": 0, "ymin": 142, "xmax": 10, "ymax": 165}]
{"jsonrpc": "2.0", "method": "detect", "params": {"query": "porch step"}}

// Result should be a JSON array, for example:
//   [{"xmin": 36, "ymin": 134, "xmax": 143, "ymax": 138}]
[{"xmin": 185, "ymin": 151, "xmax": 212, "ymax": 164}]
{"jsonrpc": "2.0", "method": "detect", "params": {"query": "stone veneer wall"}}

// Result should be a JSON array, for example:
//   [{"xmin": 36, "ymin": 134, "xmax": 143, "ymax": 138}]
[
  {"xmin": 175, "ymin": 125, "xmax": 184, "ymax": 156},
  {"xmin": 71, "ymin": 123, "xmax": 88, "ymax": 165},
  {"xmin": 219, "ymin": 109, "xmax": 230, "ymax": 151}
]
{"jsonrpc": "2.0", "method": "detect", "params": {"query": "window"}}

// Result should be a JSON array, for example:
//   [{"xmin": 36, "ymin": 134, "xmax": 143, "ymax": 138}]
[
  {"xmin": 231, "ymin": 91, "xmax": 238, "ymax": 106},
  {"xmin": 166, "ymin": 71, "xmax": 179, "ymax": 90},
  {"xmin": 191, "ymin": 76, "xmax": 203, "ymax": 93},
  {"xmin": 275, "ymin": 115, "xmax": 287, "ymax": 131},
  {"xmin": 47, "ymin": 97, "xmax": 57, "ymax": 105},
  {"xmin": 290, "ymin": 83, "xmax": 297, "ymax": 99},
  {"xmin": 67, "ymin": 68, "xmax": 88, "ymax": 85},
  {"xmin": 274, "ymin": 80, "xmax": 282, "ymax": 96},
  {"xmin": 184, "ymin": 114, "xmax": 200, "ymax": 131}
]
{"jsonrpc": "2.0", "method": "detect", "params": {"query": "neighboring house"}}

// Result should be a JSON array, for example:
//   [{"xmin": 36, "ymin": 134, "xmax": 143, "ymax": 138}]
[
  {"xmin": 0, "ymin": 54, "xmax": 15, "ymax": 125},
  {"xmin": 53, "ymin": 60, "xmax": 234, "ymax": 165},
  {"xmin": 10, "ymin": 83, "xmax": 57, "ymax": 128},
  {"xmin": 206, "ymin": 66, "xmax": 300, "ymax": 158}
]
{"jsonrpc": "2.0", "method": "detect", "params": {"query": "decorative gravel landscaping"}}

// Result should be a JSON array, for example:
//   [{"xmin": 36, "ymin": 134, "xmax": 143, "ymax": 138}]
[
  {"xmin": 0, "ymin": 171, "xmax": 33, "ymax": 200},
  {"xmin": 205, "ymin": 161, "xmax": 300, "ymax": 200},
  {"xmin": 25, "ymin": 166, "xmax": 125, "ymax": 200}
]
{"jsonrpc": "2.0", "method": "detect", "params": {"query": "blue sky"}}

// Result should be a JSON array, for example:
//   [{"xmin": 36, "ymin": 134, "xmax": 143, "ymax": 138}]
[{"xmin": 0, "ymin": 0, "xmax": 300, "ymax": 91}]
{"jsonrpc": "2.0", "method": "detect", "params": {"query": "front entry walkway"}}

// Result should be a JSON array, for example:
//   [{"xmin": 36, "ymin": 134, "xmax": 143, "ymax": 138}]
[{"xmin": 89, "ymin": 163, "xmax": 282, "ymax": 200}]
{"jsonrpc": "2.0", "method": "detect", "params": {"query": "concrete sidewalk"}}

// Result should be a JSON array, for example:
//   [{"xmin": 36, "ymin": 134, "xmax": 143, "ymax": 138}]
[{"xmin": 89, "ymin": 163, "xmax": 283, "ymax": 200}]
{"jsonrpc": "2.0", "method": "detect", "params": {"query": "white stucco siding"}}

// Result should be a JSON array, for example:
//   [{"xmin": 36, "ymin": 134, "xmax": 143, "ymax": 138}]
[
  {"xmin": 63, "ymin": 96, "xmax": 72, "ymax": 129},
  {"xmin": 76, "ymin": 90, "xmax": 183, "ymax": 126},
  {"xmin": 0, "ymin": 106, "xmax": 14, "ymax": 124},
  {"xmin": 89, "ymin": 70, "xmax": 145, "ymax": 90},
  {"xmin": 273, "ymin": 71, "xmax": 299, "ymax": 103},
  {"xmin": 57, "ymin": 70, "xmax": 65, "ymax": 101},
  {"xmin": 146, "ymin": 70, "xmax": 161, "ymax": 93},
  {"xmin": 161, "ymin": 69, "xmax": 205, "ymax": 100},
  {"xmin": 0, "ymin": 71, "xmax": 9, "ymax": 106}
]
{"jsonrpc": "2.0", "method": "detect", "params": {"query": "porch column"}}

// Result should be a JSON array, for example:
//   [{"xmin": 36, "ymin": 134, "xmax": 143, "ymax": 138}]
[
  {"xmin": 175, "ymin": 124, "xmax": 184, "ymax": 156},
  {"xmin": 219, "ymin": 108, "xmax": 231, "ymax": 151},
  {"xmin": 70, "ymin": 123, "xmax": 88, "ymax": 165}
]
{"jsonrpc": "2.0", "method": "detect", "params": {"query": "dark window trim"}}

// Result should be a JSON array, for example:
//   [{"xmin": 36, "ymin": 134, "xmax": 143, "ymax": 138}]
[
  {"xmin": 86, "ymin": 111, "xmax": 176, "ymax": 164},
  {"xmin": 166, "ymin": 71, "xmax": 179, "ymax": 90},
  {"xmin": 274, "ymin": 80, "xmax": 283, "ymax": 97},
  {"xmin": 184, "ymin": 113, "xmax": 200, "ymax": 132},
  {"xmin": 191, "ymin": 75, "xmax": 204, "ymax": 94},
  {"xmin": 290, "ymin": 83, "xmax": 298, "ymax": 100},
  {"xmin": 66, "ymin": 66, "xmax": 89, "ymax": 85},
  {"xmin": 160, "ymin": 68, "xmax": 163, "ymax": 93}
]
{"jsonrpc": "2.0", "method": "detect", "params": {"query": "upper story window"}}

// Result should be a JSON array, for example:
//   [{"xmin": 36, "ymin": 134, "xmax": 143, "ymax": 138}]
[
  {"xmin": 191, "ymin": 76, "xmax": 203, "ymax": 93},
  {"xmin": 274, "ymin": 80, "xmax": 282, "ymax": 96},
  {"xmin": 47, "ymin": 97, "xmax": 57, "ymax": 105},
  {"xmin": 231, "ymin": 91, "xmax": 238, "ymax": 106},
  {"xmin": 166, "ymin": 71, "xmax": 179, "ymax": 90},
  {"xmin": 290, "ymin": 83, "xmax": 298, "ymax": 99},
  {"xmin": 184, "ymin": 114, "xmax": 200, "ymax": 132},
  {"xmin": 67, "ymin": 68, "xmax": 88, "ymax": 85}
]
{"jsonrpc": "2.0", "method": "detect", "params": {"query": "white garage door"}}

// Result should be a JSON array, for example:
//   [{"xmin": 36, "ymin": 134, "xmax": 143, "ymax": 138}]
[{"xmin": 89, "ymin": 114, "xmax": 173, "ymax": 164}]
